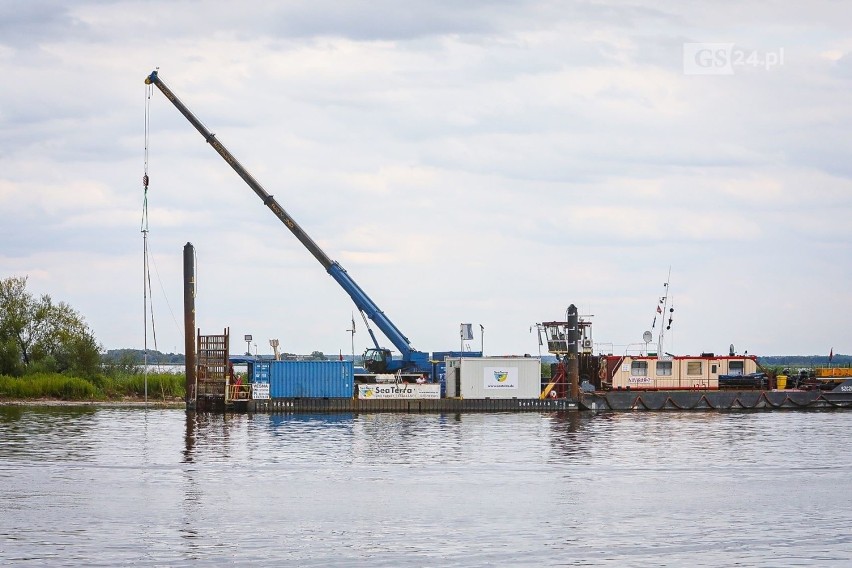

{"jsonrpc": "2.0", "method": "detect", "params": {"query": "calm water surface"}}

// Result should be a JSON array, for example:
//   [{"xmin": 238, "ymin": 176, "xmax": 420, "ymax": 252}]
[{"xmin": 1, "ymin": 407, "xmax": 850, "ymax": 566}]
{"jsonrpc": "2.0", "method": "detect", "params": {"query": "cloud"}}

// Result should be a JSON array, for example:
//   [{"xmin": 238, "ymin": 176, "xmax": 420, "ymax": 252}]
[{"xmin": 1, "ymin": 1, "xmax": 850, "ymax": 358}]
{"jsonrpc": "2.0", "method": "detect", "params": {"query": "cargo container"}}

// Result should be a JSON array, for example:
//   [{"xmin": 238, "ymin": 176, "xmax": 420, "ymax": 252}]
[
  {"xmin": 445, "ymin": 356, "xmax": 542, "ymax": 399},
  {"xmin": 253, "ymin": 360, "xmax": 354, "ymax": 399},
  {"xmin": 431, "ymin": 351, "xmax": 482, "ymax": 397}
]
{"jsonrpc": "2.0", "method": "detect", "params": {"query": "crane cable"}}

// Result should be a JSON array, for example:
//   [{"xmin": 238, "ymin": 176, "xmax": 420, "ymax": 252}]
[
  {"xmin": 143, "ymin": 82, "xmax": 159, "ymax": 379},
  {"xmin": 142, "ymin": 79, "xmax": 188, "ymax": 392}
]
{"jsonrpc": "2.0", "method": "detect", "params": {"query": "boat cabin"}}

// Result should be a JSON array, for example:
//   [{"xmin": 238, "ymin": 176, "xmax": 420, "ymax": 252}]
[{"xmin": 602, "ymin": 354, "xmax": 760, "ymax": 390}]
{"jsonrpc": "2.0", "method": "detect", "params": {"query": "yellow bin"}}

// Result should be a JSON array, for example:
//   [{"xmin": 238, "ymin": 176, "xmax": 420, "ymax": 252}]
[{"xmin": 776, "ymin": 375, "xmax": 788, "ymax": 389}]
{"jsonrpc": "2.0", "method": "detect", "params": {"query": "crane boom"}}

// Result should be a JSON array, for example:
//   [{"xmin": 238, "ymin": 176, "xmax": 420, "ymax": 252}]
[{"xmin": 145, "ymin": 70, "xmax": 428, "ymax": 373}]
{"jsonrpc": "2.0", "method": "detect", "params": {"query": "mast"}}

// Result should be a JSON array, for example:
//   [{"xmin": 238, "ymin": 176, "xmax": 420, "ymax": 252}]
[{"xmin": 656, "ymin": 267, "xmax": 673, "ymax": 356}]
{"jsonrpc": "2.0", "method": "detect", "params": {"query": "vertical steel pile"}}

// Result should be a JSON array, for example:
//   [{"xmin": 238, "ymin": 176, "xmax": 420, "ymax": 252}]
[{"xmin": 183, "ymin": 242, "xmax": 197, "ymax": 410}]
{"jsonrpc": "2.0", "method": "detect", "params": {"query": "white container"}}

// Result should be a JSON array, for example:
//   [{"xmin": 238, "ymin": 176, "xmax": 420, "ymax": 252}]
[{"xmin": 445, "ymin": 356, "xmax": 542, "ymax": 399}]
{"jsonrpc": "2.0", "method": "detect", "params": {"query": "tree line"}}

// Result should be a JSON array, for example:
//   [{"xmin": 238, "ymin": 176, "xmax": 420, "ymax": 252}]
[
  {"xmin": 103, "ymin": 349, "xmax": 185, "ymax": 365},
  {"xmin": 0, "ymin": 276, "xmax": 100, "ymax": 378},
  {"xmin": 758, "ymin": 354, "xmax": 851, "ymax": 367},
  {"xmin": 1, "ymin": 276, "xmax": 186, "ymax": 400}
]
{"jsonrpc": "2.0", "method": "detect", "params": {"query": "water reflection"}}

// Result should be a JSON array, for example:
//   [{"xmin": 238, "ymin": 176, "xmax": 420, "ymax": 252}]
[
  {"xmin": 180, "ymin": 413, "xmax": 202, "ymax": 563},
  {"xmin": 0, "ymin": 405, "xmax": 24, "ymax": 422},
  {"xmin": 0, "ymin": 406, "xmax": 100, "ymax": 463},
  {"xmin": 2, "ymin": 407, "xmax": 850, "ymax": 566},
  {"xmin": 546, "ymin": 411, "xmax": 595, "ymax": 460},
  {"xmin": 268, "ymin": 412, "xmax": 355, "ymax": 430},
  {"xmin": 183, "ymin": 411, "xmax": 196, "ymax": 463}
]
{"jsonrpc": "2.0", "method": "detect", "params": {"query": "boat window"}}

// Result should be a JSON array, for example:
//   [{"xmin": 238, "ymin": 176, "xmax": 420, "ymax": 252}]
[
  {"xmin": 631, "ymin": 361, "xmax": 648, "ymax": 376},
  {"xmin": 729, "ymin": 360, "xmax": 744, "ymax": 376},
  {"xmin": 656, "ymin": 361, "xmax": 672, "ymax": 376},
  {"xmin": 687, "ymin": 361, "xmax": 702, "ymax": 375}
]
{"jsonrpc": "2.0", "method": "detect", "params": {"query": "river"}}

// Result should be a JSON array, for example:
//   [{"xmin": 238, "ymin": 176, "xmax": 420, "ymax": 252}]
[{"xmin": 1, "ymin": 407, "xmax": 850, "ymax": 566}]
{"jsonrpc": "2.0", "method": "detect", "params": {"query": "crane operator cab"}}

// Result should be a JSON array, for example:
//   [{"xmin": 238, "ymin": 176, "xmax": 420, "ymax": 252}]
[
  {"xmin": 363, "ymin": 347, "xmax": 392, "ymax": 374},
  {"xmin": 541, "ymin": 323, "xmax": 570, "ymax": 355}
]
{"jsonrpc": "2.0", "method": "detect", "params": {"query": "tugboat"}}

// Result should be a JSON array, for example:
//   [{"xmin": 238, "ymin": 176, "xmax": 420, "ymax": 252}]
[{"xmin": 535, "ymin": 276, "xmax": 852, "ymax": 411}]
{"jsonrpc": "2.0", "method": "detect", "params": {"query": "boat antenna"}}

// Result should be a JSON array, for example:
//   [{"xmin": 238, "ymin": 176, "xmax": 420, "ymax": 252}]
[{"xmin": 656, "ymin": 267, "xmax": 672, "ymax": 355}]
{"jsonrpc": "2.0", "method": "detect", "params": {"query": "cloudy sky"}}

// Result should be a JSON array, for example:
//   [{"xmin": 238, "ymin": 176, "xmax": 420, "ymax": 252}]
[{"xmin": 2, "ymin": 1, "xmax": 850, "ymax": 359}]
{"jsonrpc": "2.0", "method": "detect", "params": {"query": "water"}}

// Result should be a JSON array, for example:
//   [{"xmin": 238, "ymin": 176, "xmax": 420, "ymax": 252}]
[{"xmin": 1, "ymin": 407, "xmax": 850, "ymax": 567}]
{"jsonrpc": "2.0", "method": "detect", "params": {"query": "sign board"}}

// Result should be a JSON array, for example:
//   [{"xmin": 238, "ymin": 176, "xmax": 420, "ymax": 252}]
[
  {"xmin": 244, "ymin": 334, "xmax": 252, "ymax": 342},
  {"xmin": 483, "ymin": 366, "xmax": 518, "ymax": 390},
  {"xmin": 357, "ymin": 383, "xmax": 441, "ymax": 399},
  {"xmin": 252, "ymin": 382, "xmax": 270, "ymax": 400}
]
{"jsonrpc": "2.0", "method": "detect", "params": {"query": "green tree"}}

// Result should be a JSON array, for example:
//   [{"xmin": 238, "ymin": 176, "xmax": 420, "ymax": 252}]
[
  {"xmin": 0, "ymin": 336, "xmax": 24, "ymax": 376},
  {"xmin": 0, "ymin": 276, "xmax": 101, "ymax": 378}
]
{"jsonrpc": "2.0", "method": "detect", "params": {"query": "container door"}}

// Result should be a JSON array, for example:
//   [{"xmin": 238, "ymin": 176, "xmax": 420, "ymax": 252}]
[{"xmin": 709, "ymin": 359, "xmax": 720, "ymax": 388}]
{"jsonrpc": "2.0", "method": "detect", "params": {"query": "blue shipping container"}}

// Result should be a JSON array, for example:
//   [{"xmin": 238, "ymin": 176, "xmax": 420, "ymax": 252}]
[{"xmin": 264, "ymin": 360, "xmax": 354, "ymax": 399}]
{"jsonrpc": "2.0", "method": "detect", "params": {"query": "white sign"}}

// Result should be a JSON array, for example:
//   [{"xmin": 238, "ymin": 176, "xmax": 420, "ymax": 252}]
[
  {"xmin": 461, "ymin": 323, "xmax": 474, "ymax": 341},
  {"xmin": 252, "ymin": 382, "xmax": 270, "ymax": 400},
  {"xmin": 357, "ymin": 384, "xmax": 441, "ymax": 399},
  {"xmin": 483, "ymin": 366, "xmax": 518, "ymax": 390}
]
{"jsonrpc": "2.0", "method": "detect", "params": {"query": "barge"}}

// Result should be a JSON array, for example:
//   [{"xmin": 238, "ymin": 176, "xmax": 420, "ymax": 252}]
[
  {"xmin": 187, "ymin": 319, "xmax": 852, "ymax": 414},
  {"xmin": 193, "ymin": 328, "xmax": 578, "ymax": 412},
  {"xmin": 535, "ymin": 308, "xmax": 852, "ymax": 412}
]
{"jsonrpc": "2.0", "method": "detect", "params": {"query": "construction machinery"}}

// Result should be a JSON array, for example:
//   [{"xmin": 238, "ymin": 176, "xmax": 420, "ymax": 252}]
[{"xmin": 145, "ymin": 70, "xmax": 430, "ymax": 376}]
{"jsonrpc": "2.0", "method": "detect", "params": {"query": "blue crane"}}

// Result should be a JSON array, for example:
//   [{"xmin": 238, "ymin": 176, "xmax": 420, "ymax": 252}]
[{"xmin": 145, "ymin": 70, "xmax": 430, "ymax": 375}]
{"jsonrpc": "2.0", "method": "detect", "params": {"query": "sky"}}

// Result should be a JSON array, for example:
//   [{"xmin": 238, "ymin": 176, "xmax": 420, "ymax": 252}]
[{"xmin": 2, "ymin": 1, "xmax": 851, "ymax": 359}]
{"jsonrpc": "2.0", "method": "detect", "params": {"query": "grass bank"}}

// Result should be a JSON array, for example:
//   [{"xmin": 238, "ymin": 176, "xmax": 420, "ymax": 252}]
[{"xmin": 0, "ymin": 372, "xmax": 186, "ymax": 402}]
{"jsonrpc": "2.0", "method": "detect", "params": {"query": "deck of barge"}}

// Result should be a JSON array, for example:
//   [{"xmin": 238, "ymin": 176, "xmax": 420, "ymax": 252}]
[
  {"xmin": 190, "ymin": 376, "xmax": 852, "ymax": 413},
  {"xmin": 246, "ymin": 397, "xmax": 578, "ymax": 413},
  {"xmin": 196, "ymin": 388, "xmax": 852, "ymax": 413}
]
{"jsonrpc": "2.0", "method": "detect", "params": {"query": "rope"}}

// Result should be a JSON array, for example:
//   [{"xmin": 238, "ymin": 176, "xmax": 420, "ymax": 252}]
[
  {"xmin": 146, "ymin": 240, "xmax": 183, "ymax": 337},
  {"xmin": 142, "ymin": 82, "xmax": 159, "ymax": 379},
  {"xmin": 697, "ymin": 394, "xmax": 716, "ymax": 409},
  {"xmin": 145, "ymin": 240, "xmax": 159, "ymax": 355},
  {"xmin": 142, "ymin": 82, "xmax": 151, "ymax": 232},
  {"xmin": 143, "ymin": 84, "xmax": 150, "ymax": 362},
  {"xmin": 140, "ymin": 78, "xmax": 183, "ymax": 360}
]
